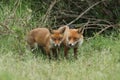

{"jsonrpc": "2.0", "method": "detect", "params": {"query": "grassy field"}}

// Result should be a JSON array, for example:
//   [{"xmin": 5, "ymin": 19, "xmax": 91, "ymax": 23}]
[
  {"xmin": 0, "ymin": 1, "xmax": 120, "ymax": 80},
  {"xmin": 0, "ymin": 33, "xmax": 120, "ymax": 80}
]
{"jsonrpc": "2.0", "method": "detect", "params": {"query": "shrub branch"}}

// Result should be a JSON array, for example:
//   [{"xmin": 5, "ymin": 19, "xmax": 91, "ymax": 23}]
[{"xmin": 67, "ymin": 1, "xmax": 104, "ymax": 25}]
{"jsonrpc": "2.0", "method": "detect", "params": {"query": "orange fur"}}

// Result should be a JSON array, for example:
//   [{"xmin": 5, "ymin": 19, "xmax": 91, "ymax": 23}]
[
  {"xmin": 26, "ymin": 27, "xmax": 65, "ymax": 59},
  {"xmin": 61, "ymin": 25, "xmax": 84, "ymax": 59}
]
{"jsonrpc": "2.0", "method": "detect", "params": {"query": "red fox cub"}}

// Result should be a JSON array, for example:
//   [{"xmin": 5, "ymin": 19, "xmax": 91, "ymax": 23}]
[
  {"xmin": 26, "ymin": 27, "xmax": 66, "ymax": 59},
  {"xmin": 62, "ymin": 25, "xmax": 84, "ymax": 59}
]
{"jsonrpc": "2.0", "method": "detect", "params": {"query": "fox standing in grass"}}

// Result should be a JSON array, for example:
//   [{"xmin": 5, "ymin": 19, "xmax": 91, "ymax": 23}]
[
  {"xmin": 61, "ymin": 25, "xmax": 84, "ymax": 59},
  {"xmin": 26, "ymin": 27, "xmax": 66, "ymax": 59}
]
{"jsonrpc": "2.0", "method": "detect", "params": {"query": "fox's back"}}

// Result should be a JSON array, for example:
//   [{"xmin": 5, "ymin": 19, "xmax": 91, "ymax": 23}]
[{"xmin": 27, "ymin": 28, "xmax": 50, "ymax": 46}]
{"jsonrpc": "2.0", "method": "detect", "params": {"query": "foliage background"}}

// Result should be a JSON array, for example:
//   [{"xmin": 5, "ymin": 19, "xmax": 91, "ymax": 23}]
[{"xmin": 0, "ymin": 0, "xmax": 120, "ymax": 80}]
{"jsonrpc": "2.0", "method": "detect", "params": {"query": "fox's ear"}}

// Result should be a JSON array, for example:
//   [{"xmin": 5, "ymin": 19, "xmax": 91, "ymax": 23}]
[
  {"xmin": 60, "ymin": 27, "xmax": 66, "ymax": 34},
  {"xmin": 49, "ymin": 28, "xmax": 54, "ymax": 34},
  {"xmin": 58, "ymin": 25, "xmax": 68, "ymax": 34},
  {"xmin": 78, "ymin": 27, "xmax": 84, "ymax": 34}
]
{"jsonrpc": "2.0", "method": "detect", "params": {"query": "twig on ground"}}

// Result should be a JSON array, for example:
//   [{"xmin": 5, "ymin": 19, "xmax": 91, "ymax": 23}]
[
  {"xmin": 0, "ymin": 22, "xmax": 14, "ymax": 34},
  {"xmin": 0, "ymin": 22, "xmax": 9, "ymax": 30},
  {"xmin": 4, "ymin": 0, "xmax": 20, "ymax": 25},
  {"xmin": 96, "ymin": 25, "xmax": 113, "ymax": 35},
  {"xmin": 86, "ymin": 24, "xmax": 114, "ymax": 40},
  {"xmin": 42, "ymin": 0, "xmax": 58, "ymax": 26},
  {"xmin": 67, "ymin": 1, "xmax": 104, "ymax": 25}
]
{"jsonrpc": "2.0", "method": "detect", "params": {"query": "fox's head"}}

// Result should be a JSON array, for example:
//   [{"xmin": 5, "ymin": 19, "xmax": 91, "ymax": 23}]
[
  {"xmin": 49, "ymin": 27, "xmax": 66, "ymax": 47},
  {"xmin": 67, "ymin": 28, "xmax": 84, "ymax": 48}
]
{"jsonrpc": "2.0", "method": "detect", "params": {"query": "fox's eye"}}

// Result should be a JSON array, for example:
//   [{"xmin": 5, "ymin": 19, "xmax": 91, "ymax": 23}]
[
  {"xmin": 52, "ymin": 38, "xmax": 56, "ymax": 40},
  {"xmin": 58, "ymin": 38, "xmax": 62, "ymax": 40},
  {"xmin": 74, "ymin": 38, "xmax": 79, "ymax": 41},
  {"xmin": 68, "ymin": 37, "xmax": 71, "ymax": 40}
]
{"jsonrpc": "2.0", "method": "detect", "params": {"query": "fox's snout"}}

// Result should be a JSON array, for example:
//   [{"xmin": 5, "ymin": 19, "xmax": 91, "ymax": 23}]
[
  {"xmin": 68, "ymin": 43, "xmax": 74, "ymax": 47},
  {"xmin": 54, "ymin": 43, "xmax": 60, "ymax": 47},
  {"xmin": 54, "ymin": 40, "xmax": 61, "ymax": 47},
  {"xmin": 50, "ymin": 39, "xmax": 61, "ymax": 47},
  {"xmin": 68, "ymin": 42, "xmax": 76, "ymax": 47}
]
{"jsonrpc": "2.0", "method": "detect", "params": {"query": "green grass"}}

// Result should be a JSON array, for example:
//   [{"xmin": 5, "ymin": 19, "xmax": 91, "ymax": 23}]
[
  {"xmin": 0, "ymin": 1, "xmax": 120, "ymax": 80},
  {"xmin": 0, "ymin": 33, "xmax": 120, "ymax": 80}
]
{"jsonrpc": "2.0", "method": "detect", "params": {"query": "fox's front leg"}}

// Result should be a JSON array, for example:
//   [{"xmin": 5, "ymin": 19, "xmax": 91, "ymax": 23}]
[
  {"xmin": 64, "ymin": 46, "xmax": 69, "ymax": 59},
  {"xmin": 74, "ymin": 47, "xmax": 78, "ymax": 59},
  {"xmin": 52, "ymin": 48, "xmax": 58, "ymax": 59},
  {"xmin": 44, "ymin": 47, "xmax": 51, "ymax": 59}
]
